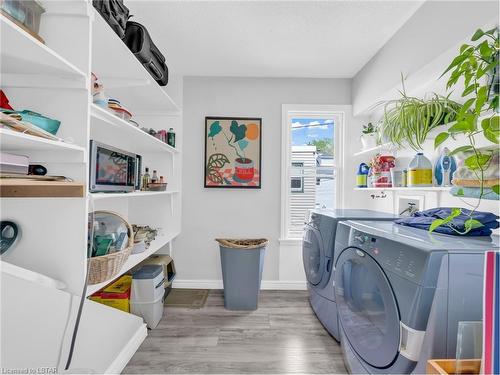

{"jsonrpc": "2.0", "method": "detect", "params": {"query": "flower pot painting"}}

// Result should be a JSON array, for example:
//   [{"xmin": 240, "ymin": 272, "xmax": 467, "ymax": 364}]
[{"xmin": 205, "ymin": 117, "xmax": 262, "ymax": 188}]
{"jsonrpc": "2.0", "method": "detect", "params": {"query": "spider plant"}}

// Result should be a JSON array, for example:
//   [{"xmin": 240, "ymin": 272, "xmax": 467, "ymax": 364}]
[{"xmin": 379, "ymin": 79, "xmax": 461, "ymax": 151}]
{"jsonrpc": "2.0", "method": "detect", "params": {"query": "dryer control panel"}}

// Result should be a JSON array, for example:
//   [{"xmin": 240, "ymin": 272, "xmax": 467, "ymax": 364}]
[{"xmin": 348, "ymin": 228, "xmax": 430, "ymax": 284}]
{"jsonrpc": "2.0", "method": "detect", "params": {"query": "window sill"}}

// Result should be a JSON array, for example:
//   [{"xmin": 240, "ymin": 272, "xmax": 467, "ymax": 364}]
[{"xmin": 278, "ymin": 238, "xmax": 302, "ymax": 246}]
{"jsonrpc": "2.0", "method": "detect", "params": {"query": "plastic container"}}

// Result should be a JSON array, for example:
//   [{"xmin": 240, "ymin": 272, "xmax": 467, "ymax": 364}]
[
  {"xmin": 131, "ymin": 240, "xmax": 146, "ymax": 254},
  {"xmin": 130, "ymin": 265, "xmax": 165, "ymax": 328},
  {"xmin": 131, "ymin": 265, "xmax": 165, "ymax": 302},
  {"xmin": 390, "ymin": 168, "xmax": 405, "ymax": 187},
  {"xmin": 216, "ymin": 238, "xmax": 268, "ymax": 311},
  {"xmin": 89, "ymin": 275, "xmax": 132, "ymax": 312},
  {"xmin": 111, "ymin": 107, "xmax": 132, "ymax": 122},
  {"xmin": 100, "ymin": 289, "xmax": 130, "ymax": 312},
  {"xmin": 408, "ymin": 153, "xmax": 433, "ymax": 187},
  {"xmin": 356, "ymin": 163, "xmax": 369, "ymax": 188},
  {"xmin": 130, "ymin": 292, "xmax": 164, "ymax": 329}
]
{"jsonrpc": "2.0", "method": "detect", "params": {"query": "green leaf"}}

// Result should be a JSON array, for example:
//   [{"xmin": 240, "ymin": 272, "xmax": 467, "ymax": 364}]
[
  {"xmin": 479, "ymin": 40, "xmax": 493, "ymax": 58},
  {"xmin": 481, "ymin": 117, "xmax": 491, "ymax": 131},
  {"xmin": 449, "ymin": 145, "xmax": 473, "ymax": 156},
  {"xmin": 471, "ymin": 29, "xmax": 485, "ymax": 41},
  {"xmin": 464, "ymin": 219, "xmax": 484, "ymax": 232},
  {"xmin": 484, "ymin": 128, "xmax": 499, "ymax": 144},
  {"xmin": 461, "ymin": 97, "xmax": 476, "ymax": 111},
  {"xmin": 434, "ymin": 132, "xmax": 450, "ymax": 149},
  {"xmin": 448, "ymin": 120, "xmax": 472, "ymax": 134},
  {"xmin": 475, "ymin": 86, "xmax": 488, "ymax": 112},
  {"xmin": 441, "ymin": 54, "xmax": 469, "ymax": 77},
  {"xmin": 450, "ymin": 207, "xmax": 462, "ymax": 219},
  {"xmin": 456, "ymin": 188, "xmax": 465, "ymax": 196},
  {"xmin": 459, "ymin": 44, "xmax": 472, "ymax": 53},
  {"xmin": 490, "ymin": 116, "xmax": 499, "ymax": 131},
  {"xmin": 489, "ymin": 95, "xmax": 499, "ymax": 112},
  {"xmin": 429, "ymin": 219, "xmax": 445, "ymax": 233},
  {"xmin": 492, "ymin": 185, "xmax": 500, "ymax": 195},
  {"xmin": 462, "ymin": 84, "xmax": 477, "ymax": 97},
  {"xmin": 464, "ymin": 153, "xmax": 491, "ymax": 170}
]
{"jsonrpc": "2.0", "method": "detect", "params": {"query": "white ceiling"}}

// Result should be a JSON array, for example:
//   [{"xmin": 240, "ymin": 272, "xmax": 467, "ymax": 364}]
[{"xmin": 127, "ymin": 1, "xmax": 423, "ymax": 78}]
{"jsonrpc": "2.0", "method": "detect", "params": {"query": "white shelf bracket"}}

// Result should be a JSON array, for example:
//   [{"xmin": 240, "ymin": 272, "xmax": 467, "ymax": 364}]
[{"xmin": 170, "ymin": 194, "xmax": 174, "ymax": 216}]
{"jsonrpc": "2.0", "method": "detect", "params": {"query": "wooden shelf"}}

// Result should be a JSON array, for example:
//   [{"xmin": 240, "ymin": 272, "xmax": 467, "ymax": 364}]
[
  {"xmin": 91, "ymin": 9, "xmax": 179, "ymax": 114},
  {"xmin": 86, "ymin": 232, "xmax": 180, "ymax": 296},
  {"xmin": 354, "ymin": 187, "xmax": 450, "ymax": 192},
  {"xmin": 90, "ymin": 104, "xmax": 180, "ymax": 154},
  {"xmin": 0, "ymin": 179, "xmax": 85, "ymax": 197},
  {"xmin": 0, "ymin": 14, "xmax": 86, "ymax": 88}
]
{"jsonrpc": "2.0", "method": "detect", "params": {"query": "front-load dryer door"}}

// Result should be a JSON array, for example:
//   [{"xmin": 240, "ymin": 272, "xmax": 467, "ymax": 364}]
[
  {"xmin": 335, "ymin": 247, "xmax": 400, "ymax": 369},
  {"xmin": 302, "ymin": 224, "xmax": 327, "ymax": 286}
]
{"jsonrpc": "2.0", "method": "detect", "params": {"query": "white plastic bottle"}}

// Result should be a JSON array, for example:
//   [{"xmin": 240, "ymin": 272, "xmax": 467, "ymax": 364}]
[{"xmin": 408, "ymin": 153, "xmax": 433, "ymax": 187}]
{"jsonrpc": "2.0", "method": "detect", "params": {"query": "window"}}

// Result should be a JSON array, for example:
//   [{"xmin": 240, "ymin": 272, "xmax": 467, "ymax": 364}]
[
  {"xmin": 281, "ymin": 106, "xmax": 344, "ymax": 240},
  {"xmin": 291, "ymin": 162, "xmax": 304, "ymax": 193}
]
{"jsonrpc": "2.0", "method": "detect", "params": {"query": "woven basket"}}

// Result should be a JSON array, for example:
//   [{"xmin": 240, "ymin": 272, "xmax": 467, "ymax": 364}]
[
  {"xmin": 88, "ymin": 210, "xmax": 134, "ymax": 285},
  {"xmin": 215, "ymin": 238, "xmax": 268, "ymax": 249}
]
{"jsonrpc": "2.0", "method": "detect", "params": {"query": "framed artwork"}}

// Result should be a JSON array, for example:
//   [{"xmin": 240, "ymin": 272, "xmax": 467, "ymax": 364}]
[{"xmin": 204, "ymin": 116, "xmax": 262, "ymax": 188}]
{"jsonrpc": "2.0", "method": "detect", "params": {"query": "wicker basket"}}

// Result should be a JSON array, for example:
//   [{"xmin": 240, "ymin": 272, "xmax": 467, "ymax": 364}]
[
  {"xmin": 88, "ymin": 210, "xmax": 134, "ymax": 285},
  {"xmin": 215, "ymin": 238, "xmax": 268, "ymax": 249}
]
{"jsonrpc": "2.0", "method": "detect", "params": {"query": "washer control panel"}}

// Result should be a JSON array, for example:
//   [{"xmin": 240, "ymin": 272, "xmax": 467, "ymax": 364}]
[{"xmin": 349, "ymin": 229, "xmax": 428, "ymax": 282}]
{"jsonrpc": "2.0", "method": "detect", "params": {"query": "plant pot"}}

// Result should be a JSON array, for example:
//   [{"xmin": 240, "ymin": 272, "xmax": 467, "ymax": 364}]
[
  {"xmin": 234, "ymin": 158, "xmax": 254, "ymax": 182},
  {"xmin": 361, "ymin": 133, "xmax": 378, "ymax": 149}
]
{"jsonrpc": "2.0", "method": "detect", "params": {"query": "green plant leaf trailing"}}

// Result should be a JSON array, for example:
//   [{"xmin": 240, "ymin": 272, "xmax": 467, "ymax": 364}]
[{"xmin": 430, "ymin": 27, "xmax": 499, "ymax": 235}]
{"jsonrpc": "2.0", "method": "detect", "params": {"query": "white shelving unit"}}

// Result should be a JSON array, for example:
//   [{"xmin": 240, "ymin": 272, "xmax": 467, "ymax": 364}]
[
  {"xmin": 91, "ymin": 190, "xmax": 180, "ymax": 200},
  {"xmin": 353, "ymin": 143, "xmax": 393, "ymax": 156},
  {"xmin": 0, "ymin": 2, "xmax": 182, "ymax": 372},
  {"xmin": 354, "ymin": 187, "xmax": 450, "ymax": 192}
]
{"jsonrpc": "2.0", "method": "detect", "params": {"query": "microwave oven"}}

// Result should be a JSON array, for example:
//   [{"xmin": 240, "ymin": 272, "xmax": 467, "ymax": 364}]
[{"xmin": 89, "ymin": 140, "xmax": 139, "ymax": 192}]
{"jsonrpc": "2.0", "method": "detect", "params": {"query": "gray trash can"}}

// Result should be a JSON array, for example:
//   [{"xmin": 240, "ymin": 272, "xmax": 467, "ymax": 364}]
[{"xmin": 216, "ymin": 238, "xmax": 268, "ymax": 311}]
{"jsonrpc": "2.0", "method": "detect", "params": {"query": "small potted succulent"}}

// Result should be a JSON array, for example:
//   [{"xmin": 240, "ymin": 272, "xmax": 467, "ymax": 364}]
[{"xmin": 360, "ymin": 122, "xmax": 378, "ymax": 149}]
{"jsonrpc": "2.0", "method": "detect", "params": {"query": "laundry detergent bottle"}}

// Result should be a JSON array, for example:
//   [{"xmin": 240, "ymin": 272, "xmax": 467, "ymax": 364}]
[
  {"xmin": 356, "ymin": 163, "xmax": 370, "ymax": 188},
  {"xmin": 408, "ymin": 153, "xmax": 433, "ymax": 187}
]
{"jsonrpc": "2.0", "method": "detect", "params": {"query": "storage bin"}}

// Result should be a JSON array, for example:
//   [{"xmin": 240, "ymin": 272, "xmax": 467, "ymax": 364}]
[
  {"xmin": 134, "ymin": 255, "xmax": 176, "ymax": 288},
  {"xmin": 130, "ymin": 265, "xmax": 165, "ymax": 328},
  {"xmin": 89, "ymin": 275, "xmax": 132, "ymax": 313},
  {"xmin": 100, "ymin": 290, "xmax": 130, "ymax": 313},
  {"xmin": 89, "ymin": 291, "xmax": 102, "ymax": 303},
  {"xmin": 131, "ymin": 265, "xmax": 165, "ymax": 303},
  {"xmin": 130, "ymin": 292, "xmax": 164, "ymax": 329}
]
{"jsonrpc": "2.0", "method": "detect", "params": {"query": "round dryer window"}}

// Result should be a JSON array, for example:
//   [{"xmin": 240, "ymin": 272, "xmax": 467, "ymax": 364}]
[
  {"xmin": 302, "ymin": 224, "xmax": 325, "ymax": 285},
  {"xmin": 335, "ymin": 247, "xmax": 400, "ymax": 369}
]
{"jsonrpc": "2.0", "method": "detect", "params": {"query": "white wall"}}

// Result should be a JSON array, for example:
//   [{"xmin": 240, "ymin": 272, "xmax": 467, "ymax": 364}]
[
  {"xmin": 348, "ymin": 0, "xmax": 500, "ymax": 220},
  {"xmin": 352, "ymin": 0, "xmax": 499, "ymax": 116},
  {"xmin": 174, "ymin": 77, "xmax": 351, "ymax": 285}
]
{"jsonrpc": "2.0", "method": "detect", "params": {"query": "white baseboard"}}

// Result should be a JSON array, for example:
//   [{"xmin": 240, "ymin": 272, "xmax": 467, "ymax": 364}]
[{"xmin": 172, "ymin": 279, "xmax": 307, "ymax": 290}]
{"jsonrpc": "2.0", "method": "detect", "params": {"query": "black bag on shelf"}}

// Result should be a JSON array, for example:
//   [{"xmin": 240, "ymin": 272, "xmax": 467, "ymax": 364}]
[
  {"xmin": 93, "ymin": 0, "xmax": 130, "ymax": 39},
  {"xmin": 123, "ymin": 21, "xmax": 169, "ymax": 86}
]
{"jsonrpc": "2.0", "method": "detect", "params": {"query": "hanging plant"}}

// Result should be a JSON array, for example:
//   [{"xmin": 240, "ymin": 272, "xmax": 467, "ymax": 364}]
[
  {"xmin": 379, "ymin": 80, "xmax": 461, "ymax": 150},
  {"xmin": 431, "ymin": 27, "xmax": 499, "ymax": 234}
]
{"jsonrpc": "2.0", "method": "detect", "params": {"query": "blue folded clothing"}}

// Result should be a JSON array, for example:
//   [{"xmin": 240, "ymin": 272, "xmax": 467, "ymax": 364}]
[{"xmin": 395, "ymin": 207, "xmax": 499, "ymax": 236}]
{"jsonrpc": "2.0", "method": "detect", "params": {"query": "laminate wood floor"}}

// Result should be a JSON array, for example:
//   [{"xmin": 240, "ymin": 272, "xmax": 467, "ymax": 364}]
[{"xmin": 123, "ymin": 290, "xmax": 347, "ymax": 374}]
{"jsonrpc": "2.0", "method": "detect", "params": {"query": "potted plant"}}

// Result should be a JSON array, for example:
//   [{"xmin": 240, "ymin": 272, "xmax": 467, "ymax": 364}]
[
  {"xmin": 360, "ymin": 122, "xmax": 378, "ymax": 149},
  {"xmin": 379, "ymin": 85, "xmax": 462, "ymax": 151},
  {"xmin": 431, "ymin": 27, "xmax": 499, "ymax": 234}
]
